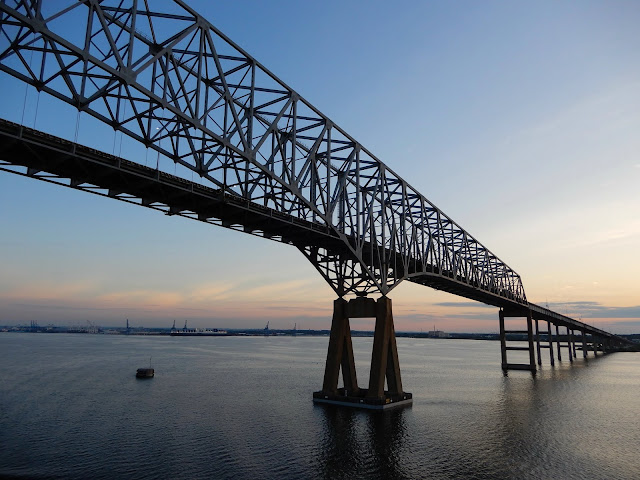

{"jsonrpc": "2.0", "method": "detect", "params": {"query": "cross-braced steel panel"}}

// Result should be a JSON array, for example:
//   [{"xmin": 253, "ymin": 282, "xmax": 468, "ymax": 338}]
[{"xmin": 0, "ymin": 0, "xmax": 526, "ymax": 303}]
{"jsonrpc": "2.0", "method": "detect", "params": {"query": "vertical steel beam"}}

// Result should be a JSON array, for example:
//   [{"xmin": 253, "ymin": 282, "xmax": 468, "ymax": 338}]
[
  {"xmin": 499, "ymin": 310, "xmax": 508, "ymax": 371},
  {"xmin": 535, "ymin": 318, "xmax": 542, "ymax": 366},
  {"xmin": 526, "ymin": 310, "xmax": 537, "ymax": 372},
  {"xmin": 582, "ymin": 331, "xmax": 587, "ymax": 358},
  {"xmin": 572, "ymin": 330, "xmax": 577, "ymax": 357},
  {"xmin": 566, "ymin": 326, "xmax": 573, "ymax": 362},
  {"xmin": 555, "ymin": 324, "xmax": 562, "ymax": 362},
  {"xmin": 548, "ymin": 321, "xmax": 555, "ymax": 366}
]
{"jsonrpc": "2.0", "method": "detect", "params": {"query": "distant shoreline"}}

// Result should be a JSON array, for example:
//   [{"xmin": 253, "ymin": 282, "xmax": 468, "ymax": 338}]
[{"xmin": 2, "ymin": 326, "xmax": 639, "ymax": 346}]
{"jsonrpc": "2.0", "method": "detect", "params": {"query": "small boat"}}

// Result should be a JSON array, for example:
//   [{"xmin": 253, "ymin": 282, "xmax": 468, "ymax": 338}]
[
  {"xmin": 136, "ymin": 367, "xmax": 154, "ymax": 378},
  {"xmin": 136, "ymin": 356, "xmax": 154, "ymax": 378}
]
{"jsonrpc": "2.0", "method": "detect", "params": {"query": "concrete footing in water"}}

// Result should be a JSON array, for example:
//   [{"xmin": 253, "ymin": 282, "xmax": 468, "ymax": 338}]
[{"xmin": 313, "ymin": 388, "xmax": 413, "ymax": 410}]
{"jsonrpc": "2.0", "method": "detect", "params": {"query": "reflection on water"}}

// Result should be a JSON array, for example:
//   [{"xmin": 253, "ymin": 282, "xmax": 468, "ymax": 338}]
[
  {"xmin": 318, "ymin": 405, "xmax": 408, "ymax": 479},
  {"xmin": 1, "ymin": 333, "xmax": 638, "ymax": 479}
]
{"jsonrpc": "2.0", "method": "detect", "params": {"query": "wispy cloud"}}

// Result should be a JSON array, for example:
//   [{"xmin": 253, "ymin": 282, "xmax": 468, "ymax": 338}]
[{"xmin": 548, "ymin": 301, "xmax": 640, "ymax": 319}]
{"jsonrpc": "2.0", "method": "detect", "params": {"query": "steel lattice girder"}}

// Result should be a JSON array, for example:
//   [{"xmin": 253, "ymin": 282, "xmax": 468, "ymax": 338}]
[{"xmin": 0, "ymin": 0, "xmax": 526, "ymax": 303}]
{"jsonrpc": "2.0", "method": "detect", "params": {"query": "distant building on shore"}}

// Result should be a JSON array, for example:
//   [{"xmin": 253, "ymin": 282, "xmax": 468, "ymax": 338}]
[{"xmin": 428, "ymin": 325, "xmax": 449, "ymax": 338}]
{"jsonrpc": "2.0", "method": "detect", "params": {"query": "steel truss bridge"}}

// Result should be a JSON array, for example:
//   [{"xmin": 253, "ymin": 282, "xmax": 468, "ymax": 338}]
[{"xmin": 0, "ymin": 0, "xmax": 631, "ymax": 408}]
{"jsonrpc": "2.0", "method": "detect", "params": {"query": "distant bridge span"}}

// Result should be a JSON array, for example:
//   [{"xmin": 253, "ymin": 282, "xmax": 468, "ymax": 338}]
[{"xmin": 0, "ymin": 0, "xmax": 631, "ymax": 409}]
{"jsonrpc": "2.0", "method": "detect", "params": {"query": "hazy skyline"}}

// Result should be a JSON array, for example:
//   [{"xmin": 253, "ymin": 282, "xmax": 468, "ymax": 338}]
[{"xmin": 1, "ymin": 0, "xmax": 639, "ymax": 332}]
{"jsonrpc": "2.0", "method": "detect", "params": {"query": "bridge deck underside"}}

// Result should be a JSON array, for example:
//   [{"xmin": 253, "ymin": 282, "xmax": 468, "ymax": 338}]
[
  {"xmin": 0, "ymin": 120, "xmax": 629, "ymax": 345},
  {"xmin": 0, "ymin": 121, "xmax": 523, "ymax": 308}
]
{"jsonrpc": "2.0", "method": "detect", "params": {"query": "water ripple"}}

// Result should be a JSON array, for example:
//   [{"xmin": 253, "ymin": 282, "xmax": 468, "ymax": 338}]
[{"xmin": 1, "ymin": 334, "xmax": 639, "ymax": 479}]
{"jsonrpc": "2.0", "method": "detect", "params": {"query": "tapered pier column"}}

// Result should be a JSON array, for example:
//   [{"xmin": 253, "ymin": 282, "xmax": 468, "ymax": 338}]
[
  {"xmin": 313, "ymin": 296, "xmax": 412, "ymax": 410},
  {"xmin": 321, "ymin": 298, "xmax": 359, "ymax": 395},
  {"xmin": 367, "ymin": 297, "xmax": 403, "ymax": 399}
]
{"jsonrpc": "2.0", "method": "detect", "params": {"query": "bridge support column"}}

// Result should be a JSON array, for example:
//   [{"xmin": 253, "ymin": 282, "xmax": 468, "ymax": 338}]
[
  {"xmin": 566, "ymin": 327, "xmax": 573, "ymax": 362},
  {"xmin": 367, "ymin": 297, "xmax": 403, "ymax": 399},
  {"xmin": 320, "ymin": 298, "xmax": 359, "ymax": 395},
  {"xmin": 313, "ymin": 296, "xmax": 412, "ymax": 410},
  {"xmin": 582, "ymin": 331, "xmax": 587, "ymax": 358},
  {"xmin": 548, "ymin": 321, "xmax": 555, "ymax": 366},
  {"xmin": 499, "ymin": 308, "xmax": 536, "ymax": 373},
  {"xmin": 535, "ymin": 319, "xmax": 542, "ymax": 366},
  {"xmin": 571, "ymin": 330, "xmax": 577, "ymax": 358},
  {"xmin": 555, "ymin": 324, "xmax": 562, "ymax": 362}
]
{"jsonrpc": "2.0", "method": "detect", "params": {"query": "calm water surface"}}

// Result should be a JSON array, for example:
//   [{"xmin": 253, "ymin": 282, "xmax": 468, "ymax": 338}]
[{"xmin": 1, "ymin": 333, "xmax": 638, "ymax": 479}]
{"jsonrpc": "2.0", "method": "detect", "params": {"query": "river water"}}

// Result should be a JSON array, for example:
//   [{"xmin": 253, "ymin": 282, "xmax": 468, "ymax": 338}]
[{"xmin": 1, "ymin": 333, "xmax": 638, "ymax": 479}]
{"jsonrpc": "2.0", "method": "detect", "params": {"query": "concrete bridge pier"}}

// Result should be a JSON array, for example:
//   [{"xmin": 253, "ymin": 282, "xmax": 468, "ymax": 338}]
[
  {"xmin": 548, "ymin": 321, "xmax": 556, "ymax": 366},
  {"xmin": 499, "ymin": 308, "xmax": 536, "ymax": 373},
  {"xmin": 566, "ymin": 327, "xmax": 574, "ymax": 362},
  {"xmin": 533, "ymin": 316, "xmax": 556, "ymax": 367},
  {"xmin": 534, "ymin": 319, "xmax": 542, "ymax": 366},
  {"xmin": 313, "ymin": 296, "xmax": 412, "ymax": 410}
]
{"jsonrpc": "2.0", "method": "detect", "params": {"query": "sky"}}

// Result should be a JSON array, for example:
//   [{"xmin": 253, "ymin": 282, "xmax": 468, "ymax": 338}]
[{"xmin": 0, "ymin": 0, "xmax": 639, "ymax": 333}]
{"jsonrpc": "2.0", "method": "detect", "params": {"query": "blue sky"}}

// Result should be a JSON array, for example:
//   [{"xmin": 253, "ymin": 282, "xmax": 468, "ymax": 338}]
[{"xmin": 1, "ymin": 0, "xmax": 639, "ymax": 332}]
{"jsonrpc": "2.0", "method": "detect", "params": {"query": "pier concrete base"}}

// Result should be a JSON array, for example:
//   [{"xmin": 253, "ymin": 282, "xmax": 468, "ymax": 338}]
[
  {"xmin": 313, "ymin": 388, "xmax": 413, "ymax": 410},
  {"xmin": 314, "ymin": 296, "xmax": 412, "ymax": 410}
]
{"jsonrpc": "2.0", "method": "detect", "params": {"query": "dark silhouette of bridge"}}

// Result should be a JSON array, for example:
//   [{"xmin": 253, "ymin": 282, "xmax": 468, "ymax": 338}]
[{"xmin": 0, "ymin": 1, "xmax": 631, "ymax": 409}]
